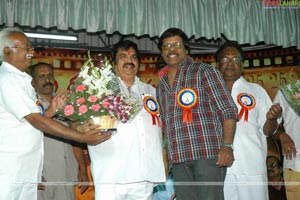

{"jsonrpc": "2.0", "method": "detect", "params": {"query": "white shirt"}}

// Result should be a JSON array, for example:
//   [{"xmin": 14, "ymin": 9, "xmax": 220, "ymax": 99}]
[
  {"xmin": 88, "ymin": 77, "xmax": 166, "ymax": 184},
  {"xmin": 273, "ymin": 89, "xmax": 300, "ymax": 172},
  {"xmin": 227, "ymin": 77, "xmax": 273, "ymax": 175},
  {"xmin": 0, "ymin": 62, "xmax": 43, "ymax": 182}
]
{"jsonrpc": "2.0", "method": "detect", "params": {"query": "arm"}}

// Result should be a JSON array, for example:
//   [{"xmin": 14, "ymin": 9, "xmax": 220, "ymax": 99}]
[
  {"xmin": 25, "ymin": 113, "xmax": 111, "ymax": 145},
  {"xmin": 273, "ymin": 129, "xmax": 297, "ymax": 160},
  {"xmin": 70, "ymin": 121, "xmax": 90, "ymax": 194},
  {"xmin": 263, "ymin": 103, "xmax": 282, "ymax": 136},
  {"xmin": 216, "ymin": 118, "xmax": 236, "ymax": 167},
  {"xmin": 72, "ymin": 144, "xmax": 89, "ymax": 194}
]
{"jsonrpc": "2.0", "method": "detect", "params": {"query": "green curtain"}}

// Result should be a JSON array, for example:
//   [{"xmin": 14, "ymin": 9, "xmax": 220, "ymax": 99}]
[{"xmin": 0, "ymin": 0, "xmax": 299, "ymax": 48}]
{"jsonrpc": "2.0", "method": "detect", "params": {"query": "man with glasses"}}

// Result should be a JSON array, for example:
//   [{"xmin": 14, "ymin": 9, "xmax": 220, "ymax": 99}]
[
  {"xmin": 0, "ymin": 28, "xmax": 110, "ymax": 200},
  {"xmin": 156, "ymin": 28, "xmax": 239, "ymax": 200},
  {"xmin": 215, "ymin": 41, "xmax": 282, "ymax": 200}
]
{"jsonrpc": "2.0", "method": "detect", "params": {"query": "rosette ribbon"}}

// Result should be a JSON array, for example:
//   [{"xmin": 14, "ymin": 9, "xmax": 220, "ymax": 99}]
[
  {"xmin": 176, "ymin": 88, "xmax": 198, "ymax": 123},
  {"xmin": 143, "ymin": 96, "xmax": 161, "ymax": 126},
  {"xmin": 237, "ymin": 93, "xmax": 256, "ymax": 122}
]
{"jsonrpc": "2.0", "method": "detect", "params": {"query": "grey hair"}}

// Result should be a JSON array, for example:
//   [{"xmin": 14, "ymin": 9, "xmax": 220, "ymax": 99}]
[{"xmin": 0, "ymin": 28, "xmax": 23, "ymax": 61}]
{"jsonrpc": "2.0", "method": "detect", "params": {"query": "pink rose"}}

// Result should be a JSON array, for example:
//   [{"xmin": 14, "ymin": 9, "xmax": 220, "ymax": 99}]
[
  {"xmin": 293, "ymin": 93, "xmax": 300, "ymax": 99},
  {"xmin": 64, "ymin": 105, "xmax": 74, "ymax": 116},
  {"xmin": 78, "ymin": 105, "xmax": 88, "ymax": 114},
  {"xmin": 102, "ymin": 101, "xmax": 110, "ymax": 108},
  {"xmin": 91, "ymin": 104, "xmax": 101, "ymax": 112},
  {"xmin": 75, "ymin": 85, "xmax": 86, "ymax": 92},
  {"xmin": 88, "ymin": 95, "xmax": 98, "ymax": 103},
  {"xmin": 76, "ymin": 97, "xmax": 85, "ymax": 104}
]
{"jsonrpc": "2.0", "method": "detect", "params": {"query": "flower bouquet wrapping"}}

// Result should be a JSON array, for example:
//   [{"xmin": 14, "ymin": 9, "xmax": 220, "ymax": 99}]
[
  {"xmin": 58, "ymin": 52, "xmax": 141, "ymax": 131},
  {"xmin": 281, "ymin": 79, "xmax": 300, "ymax": 117}
]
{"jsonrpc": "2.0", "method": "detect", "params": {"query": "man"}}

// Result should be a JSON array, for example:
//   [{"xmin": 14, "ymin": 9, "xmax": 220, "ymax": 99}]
[
  {"xmin": 0, "ymin": 28, "xmax": 110, "ymax": 200},
  {"xmin": 273, "ymin": 80, "xmax": 300, "ymax": 200},
  {"xmin": 86, "ymin": 40, "xmax": 166, "ymax": 200},
  {"xmin": 267, "ymin": 156, "xmax": 287, "ymax": 200},
  {"xmin": 156, "ymin": 27, "xmax": 239, "ymax": 200},
  {"xmin": 30, "ymin": 62, "xmax": 89, "ymax": 200},
  {"xmin": 215, "ymin": 41, "xmax": 282, "ymax": 200}
]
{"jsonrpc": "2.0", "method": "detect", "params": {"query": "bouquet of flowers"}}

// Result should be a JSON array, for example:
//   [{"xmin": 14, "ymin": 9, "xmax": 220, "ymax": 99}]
[
  {"xmin": 281, "ymin": 79, "xmax": 300, "ymax": 117},
  {"xmin": 58, "ymin": 52, "xmax": 141, "ymax": 125}
]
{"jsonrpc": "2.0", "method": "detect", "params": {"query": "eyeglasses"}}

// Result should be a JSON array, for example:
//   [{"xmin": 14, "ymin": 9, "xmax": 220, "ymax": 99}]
[
  {"xmin": 10, "ymin": 44, "xmax": 34, "ymax": 51},
  {"xmin": 162, "ymin": 42, "xmax": 184, "ymax": 50},
  {"xmin": 220, "ymin": 57, "xmax": 241, "ymax": 64}
]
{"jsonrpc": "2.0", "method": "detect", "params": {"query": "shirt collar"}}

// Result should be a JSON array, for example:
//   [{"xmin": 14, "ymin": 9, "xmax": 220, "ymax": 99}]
[{"xmin": 118, "ymin": 76, "xmax": 140, "ymax": 86}]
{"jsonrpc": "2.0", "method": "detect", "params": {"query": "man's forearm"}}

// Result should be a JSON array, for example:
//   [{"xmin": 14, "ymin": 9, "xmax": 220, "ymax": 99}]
[{"xmin": 222, "ymin": 119, "xmax": 236, "ymax": 144}]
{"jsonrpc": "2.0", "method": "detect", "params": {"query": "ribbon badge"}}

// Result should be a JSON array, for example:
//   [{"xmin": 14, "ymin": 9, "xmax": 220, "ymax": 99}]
[
  {"xmin": 143, "ymin": 96, "xmax": 161, "ymax": 126},
  {"xmin": 36, "ymin": 100, "xmax": 45, "ymax": 116},
  {"xmin": 176, "ymin": 88, "xmax": 198, "ymax": 123},
  {"xmin": 237, "ymin": 93, "xmax": 256, "ymax": 122}
]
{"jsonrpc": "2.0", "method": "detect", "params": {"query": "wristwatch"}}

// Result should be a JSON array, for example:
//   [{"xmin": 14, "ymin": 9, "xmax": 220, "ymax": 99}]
[{"xmin": 223, "ymin": 143, "xmax": 234, "ymax": 150}]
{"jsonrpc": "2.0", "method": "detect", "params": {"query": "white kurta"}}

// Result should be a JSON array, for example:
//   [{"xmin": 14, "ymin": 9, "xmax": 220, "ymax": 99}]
[
  {"xmin": 273, "ymin": 90, "xmax": 300, "ymax": 172},
  {"xmin": 0, "ymin": 62, "xmax": 43, "ymax": 199},
  {"xmin": 224, "ymin": 77, "xmax": 274, "ymax": 200},
  {"xmin": 88, "ymin": 77, "xmax": 165, "ymax": 185},
  {"xmin": 227, "ymin": 77, "xmax": 272, "ymax": 175}
]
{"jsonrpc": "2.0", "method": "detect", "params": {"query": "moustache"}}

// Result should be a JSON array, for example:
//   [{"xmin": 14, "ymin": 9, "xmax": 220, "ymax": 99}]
[
  {"xmin": 42, "ymin": 82, "xmax": 54, "ymax": 88},
  {"xmin": 123, "ymin": 63, "xmax": 135, "ymax": 68}
]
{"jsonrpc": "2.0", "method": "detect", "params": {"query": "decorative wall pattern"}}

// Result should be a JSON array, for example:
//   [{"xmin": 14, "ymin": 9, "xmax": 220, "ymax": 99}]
[{"xmin": 32, "ymin": 47, "xmax": 300, "ymax": 101}]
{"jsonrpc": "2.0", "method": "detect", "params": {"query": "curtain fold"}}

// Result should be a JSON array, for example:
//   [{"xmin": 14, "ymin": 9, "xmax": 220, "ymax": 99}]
[{"xmin": 0, "ymin": 0, "xmax": 299, "ymax": 48}]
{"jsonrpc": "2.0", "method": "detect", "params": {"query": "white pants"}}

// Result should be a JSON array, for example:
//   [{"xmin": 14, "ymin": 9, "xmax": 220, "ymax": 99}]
[
  {"xmin": 95, "ymin": 182, "xmax": 154, "ymax": 200},
  {"xmin": 224, "ymin": 173, "xmax": 269, "ymax": 200}
]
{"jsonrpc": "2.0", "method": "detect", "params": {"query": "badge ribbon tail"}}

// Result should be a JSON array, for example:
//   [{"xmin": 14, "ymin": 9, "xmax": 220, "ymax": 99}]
[
  {"xmin": 238, "ymin": 107, "xmax": 249, "ymax": 122},
  {"xmin": 183, "ymin": 109, "xmax": 193, "ymax": 123},
  {"xmin": 151, "ymin": 115, "xmax": 161, "ymax": 127}
]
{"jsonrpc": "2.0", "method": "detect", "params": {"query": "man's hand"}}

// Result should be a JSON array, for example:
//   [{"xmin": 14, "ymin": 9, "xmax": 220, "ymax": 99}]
[
  {"xmin": 266, "ymin": 103, "xmax": 282, "ymax": 120},
  {"xmin": 45, "ymin": 89, "xmax": 69, "ymax": 117},
  {"xmin": 77, "ymin": 122, "xmax": 113, "ymax": 145},
  {"xmin": 38, "ymin": 176, "xmax": 47, "ymax": 190},
  {"xmin": 51, "ymin": 89, "xmax": 69, "ymax": 111},
  {"xmin": 216, "ymin": 146, "xmax": 234, "ymax": 167},
  {"xmin": 279, "ymin": 132, "xmax": 297, "ymax": 160},
  {"xmin": 77, "ymin": 167, "xmax": 90, "ymax": 194}
]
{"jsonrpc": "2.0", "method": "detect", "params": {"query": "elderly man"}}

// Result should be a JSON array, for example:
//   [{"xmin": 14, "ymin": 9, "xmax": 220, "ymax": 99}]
[
  {"xmin": 215, "ymin": 41, "xmax": 282, "ymax": 200},
  {"xmin": 0, "ymin": 28, "xmax": 110, "ymax": 200}
]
